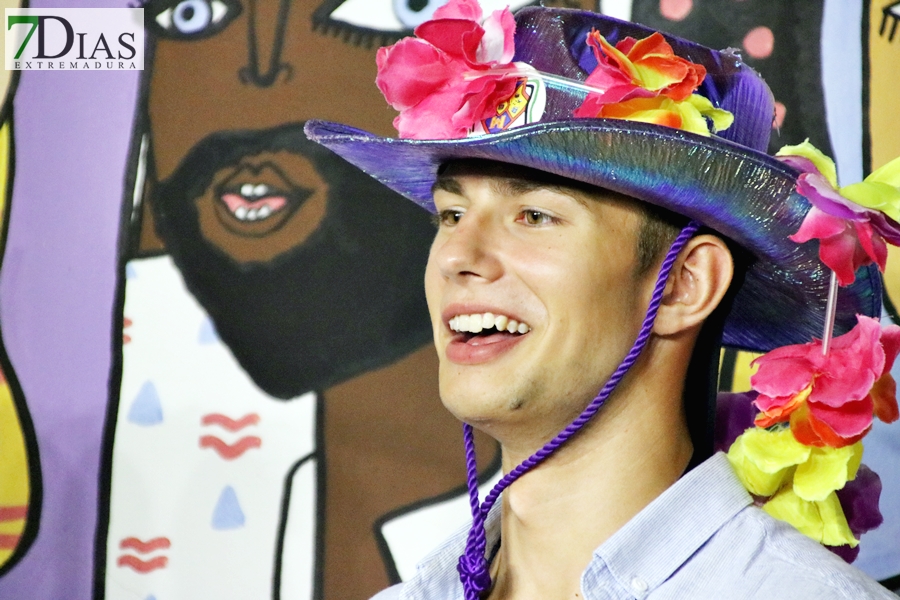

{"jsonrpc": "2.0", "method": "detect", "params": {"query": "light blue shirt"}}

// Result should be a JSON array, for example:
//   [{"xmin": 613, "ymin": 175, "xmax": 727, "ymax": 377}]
[{"xmin": 372, "ymin": 453, "xmax": 897, "ymax": 599}]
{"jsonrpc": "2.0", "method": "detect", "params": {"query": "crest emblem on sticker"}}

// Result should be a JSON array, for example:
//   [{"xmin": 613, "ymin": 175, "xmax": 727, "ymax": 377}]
[{"xmin": 470, "ymin": 74, "xmax": 547, "ymax": 136}]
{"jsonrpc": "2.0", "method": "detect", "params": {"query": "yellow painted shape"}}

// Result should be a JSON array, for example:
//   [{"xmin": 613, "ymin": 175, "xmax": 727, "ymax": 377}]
[
  {"xmin": 0, "ymin": 118, "xmax": 28, "ymax": 568},
  {"xmin": 0, "ymin": 120, "xmax": 8, "ymax": 220},
  {"xmin": 869, "ymin": 1, "xmax": 900, "ymax": 310},
  {"xmin": 0, "ymin": 372, "xmax": 29, "ymax": 566},
  {"xmin": 720, "ymin": 348, "xmax": 762, "ymax": 392}
]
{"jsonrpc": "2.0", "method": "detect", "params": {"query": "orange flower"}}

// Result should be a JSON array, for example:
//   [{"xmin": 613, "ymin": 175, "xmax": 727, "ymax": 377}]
[{"xmin": 574, "ymin": 30, "xmax": 732, "ymax": 136}]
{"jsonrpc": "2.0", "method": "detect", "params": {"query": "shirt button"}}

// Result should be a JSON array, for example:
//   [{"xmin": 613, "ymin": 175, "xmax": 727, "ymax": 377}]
[{"xmin": 631, "ymin": 577, "xmax": 648, "ymax": 594}]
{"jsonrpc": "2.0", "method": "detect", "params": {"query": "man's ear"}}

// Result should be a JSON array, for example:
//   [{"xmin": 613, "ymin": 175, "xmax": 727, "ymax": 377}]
[{"xmin": 653, "ymin": 234, "xmax": 734, "ymax": 337}]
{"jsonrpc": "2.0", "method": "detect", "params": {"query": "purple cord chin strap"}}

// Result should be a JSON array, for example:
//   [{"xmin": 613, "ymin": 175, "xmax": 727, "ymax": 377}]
[{"xmin": 456, "ymin": 220, "xmax": 703, "ymax": 599}]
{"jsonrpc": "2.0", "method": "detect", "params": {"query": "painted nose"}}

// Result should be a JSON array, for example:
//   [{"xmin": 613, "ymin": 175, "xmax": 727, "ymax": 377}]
[
  {"xmin": 239, "ymin": 0, "xmax": 293, "ymax": 87},
  {"xmin": 432, "ymin": 213, "xmax": 503, "ymax": 283}
]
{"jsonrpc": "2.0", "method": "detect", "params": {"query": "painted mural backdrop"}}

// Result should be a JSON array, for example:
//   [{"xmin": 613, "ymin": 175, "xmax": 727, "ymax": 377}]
[{"xmin": 0, "ymin": 1, "xmax": 897, "ymax": 599}]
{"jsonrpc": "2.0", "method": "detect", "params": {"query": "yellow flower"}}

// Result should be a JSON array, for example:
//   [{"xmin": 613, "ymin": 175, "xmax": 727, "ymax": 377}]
[
  {"xmin": 777, "ymin": 139, "xmax": 900, "ymax": 222},
  {"xmin": 727, "ymin": 428, "xmax": 810, "ymax": 497},
  {"xmin": 793, "ymin": 443, "xmax": 863, "ymax": 502},
  {"xmin": 763, "ymin": 487, "xmax": 858, "ymax": 547}
]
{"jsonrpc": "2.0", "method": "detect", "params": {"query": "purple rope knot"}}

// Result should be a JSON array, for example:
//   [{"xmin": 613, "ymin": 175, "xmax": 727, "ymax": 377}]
[{"xmin": 457, "ymin": 552, "xmax": 492, "ymax": 598}]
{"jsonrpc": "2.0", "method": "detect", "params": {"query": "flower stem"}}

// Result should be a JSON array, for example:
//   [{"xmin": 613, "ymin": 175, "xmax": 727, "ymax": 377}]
[{"xmin": 821, "ymin": 270, "xmax": 839, "ymax": 355}]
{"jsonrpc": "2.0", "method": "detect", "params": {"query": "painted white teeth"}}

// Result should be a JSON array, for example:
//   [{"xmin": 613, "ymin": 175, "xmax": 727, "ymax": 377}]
[
  {"xmin": 240, "ymin": 183, "xmax": 254, "ymax": 196},
  {"xmin": 234, "ymin": 206, "xmax": 248, "ymax": 220},
  {"xmin": 257, "ymin": 205, "xmax": 272, "ymax": 219},
  {"xmin": 253, "ymin": 184, "xmax": 269, "ymax": 197},
  {"xmin": 247, "ymin": 208, "xmax": 259, "ymax": 221},
  {"xmin": 449, "ymin": 312, "xmax": 531, "ymax": 334}
]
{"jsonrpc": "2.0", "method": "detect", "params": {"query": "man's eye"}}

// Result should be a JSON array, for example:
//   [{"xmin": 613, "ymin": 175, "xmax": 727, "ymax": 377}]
[
  {"xmin": 148, "ymin": 0, "xmax": 242, "ymax": 39},
  {"xmin": 432, "ymin": 209, "xmax": 463, "ymax": 227},
  {"xmin": 521, "ymin": 210, "xmax": 554, "ymax": 225}
]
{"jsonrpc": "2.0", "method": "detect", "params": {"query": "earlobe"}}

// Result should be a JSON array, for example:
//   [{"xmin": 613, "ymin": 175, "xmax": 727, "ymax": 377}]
[{"xmin": 653, "ymin": 235, "xmax": 734, "ymax": 337}]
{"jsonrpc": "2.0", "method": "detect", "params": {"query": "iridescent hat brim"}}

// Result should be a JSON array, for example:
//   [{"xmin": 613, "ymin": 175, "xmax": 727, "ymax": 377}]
[{"xmin": 305, "ymin": 117, "xmax": 882, "ymax": 353}]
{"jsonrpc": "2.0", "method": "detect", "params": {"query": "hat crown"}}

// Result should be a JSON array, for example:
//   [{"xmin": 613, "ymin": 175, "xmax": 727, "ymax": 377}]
[{"xmin": 512, "ymin": 7, "xmax": 775, "ymax": 152}]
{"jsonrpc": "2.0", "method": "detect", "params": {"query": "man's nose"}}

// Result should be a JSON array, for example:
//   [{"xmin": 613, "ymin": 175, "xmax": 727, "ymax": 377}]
[
  {"xmin": 239, "ymin": 0, "xmax": 293, "ymax": 87},
  {"xmin": 434, "ymin": 213, "xmax": 503, "ymax": 283}
]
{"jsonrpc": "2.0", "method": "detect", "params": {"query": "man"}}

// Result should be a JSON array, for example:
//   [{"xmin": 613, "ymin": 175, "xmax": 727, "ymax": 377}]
[{"xmin": 308, "ymin": 3, "xmax": 898, "ymax": 598}]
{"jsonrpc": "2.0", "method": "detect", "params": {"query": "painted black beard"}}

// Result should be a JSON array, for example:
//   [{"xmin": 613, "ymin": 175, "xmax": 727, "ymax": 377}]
[{"xmin": 152, "ymin": 123, "xmax": 435, "ymax": 399}]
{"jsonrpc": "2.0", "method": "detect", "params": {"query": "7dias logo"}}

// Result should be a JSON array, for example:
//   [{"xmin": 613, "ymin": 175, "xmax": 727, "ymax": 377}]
[{"xmin": 5, "ymin": 8, "xmax": 143, "ymax": 71}]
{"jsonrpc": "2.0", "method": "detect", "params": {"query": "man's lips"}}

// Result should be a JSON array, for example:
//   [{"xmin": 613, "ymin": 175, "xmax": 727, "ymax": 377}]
[
  {"xmin": 445, "ymin": 329, "xmax": 528, "ymax": 365},
  {"xmin": 442, "ymin": 306, "xmax": 531, "ymax": 365}
]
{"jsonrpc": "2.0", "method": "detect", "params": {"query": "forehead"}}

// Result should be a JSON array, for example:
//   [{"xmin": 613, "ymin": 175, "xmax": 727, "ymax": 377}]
[{"xmin": 433, "ymin": 160, "xmax": 644, "ymax": 214}]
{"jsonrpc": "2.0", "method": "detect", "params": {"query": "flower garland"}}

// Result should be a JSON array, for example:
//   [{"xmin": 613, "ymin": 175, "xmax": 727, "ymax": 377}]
[{"xmin": 727, "ymin": 141, "xmax": 900, "ymax": 561}]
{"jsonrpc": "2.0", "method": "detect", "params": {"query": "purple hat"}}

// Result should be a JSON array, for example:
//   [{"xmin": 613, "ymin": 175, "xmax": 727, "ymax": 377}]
[{"xmin": 305, "ymin": 6, "xmax": 882, "ymax": 353}]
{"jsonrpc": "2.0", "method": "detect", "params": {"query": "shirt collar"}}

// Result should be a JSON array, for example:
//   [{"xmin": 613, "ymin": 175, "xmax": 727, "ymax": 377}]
[
  {"xmin": 401, "ymin": 452, "xmax": 751, "ymax": 600},
  {"xmin": 588, "ymin": 452, "xmax": 753, "ymax": 594},
  {"xmin": 400, "ymin": 495, "xmax": 503, "ymax": 599}
]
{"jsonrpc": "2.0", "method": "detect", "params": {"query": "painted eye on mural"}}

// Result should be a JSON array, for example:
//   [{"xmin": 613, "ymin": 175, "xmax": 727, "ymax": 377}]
[
  {"xmin": 146, "ymin": 0, "xmax": 242, "ymax": 40},
  {"xmin": 313, "ymin": 0, "xmax": 536, "ymax": 44},
  {"xmin": 881, "ymin": 1, "xmax": 900, "ymax": 42}
]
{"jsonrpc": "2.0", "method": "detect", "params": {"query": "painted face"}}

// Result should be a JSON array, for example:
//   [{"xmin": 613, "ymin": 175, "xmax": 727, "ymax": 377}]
[
  {"xmin": 424, "ymin": 163, "xmax": 654, "ymax": 441},
  {"xmin": 143, "ymin": 0, "xmax": 538, "ymax": 263},
  {"xmin": 142, "ymin": 0, "xmax": 462, "ymax": 395}
]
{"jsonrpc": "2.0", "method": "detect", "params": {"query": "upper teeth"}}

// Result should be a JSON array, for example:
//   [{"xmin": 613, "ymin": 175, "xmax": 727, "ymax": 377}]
[
  {"xmin": 239, "ymin": 183, "xmax": 271, "ymax": 199},
  {"xmin": 449, "ymin": 312, "xmax": 530, "ymax": 334}
]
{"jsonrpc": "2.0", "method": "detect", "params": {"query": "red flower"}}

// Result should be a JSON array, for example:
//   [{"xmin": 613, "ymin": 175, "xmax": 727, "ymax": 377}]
[
  {"xmin": 375, "ymin": 0, "xmax": 518, "ymax": 139},
  {"xmin": 751, "ymin": 315, "xmax": 900, "ymax": 447}
]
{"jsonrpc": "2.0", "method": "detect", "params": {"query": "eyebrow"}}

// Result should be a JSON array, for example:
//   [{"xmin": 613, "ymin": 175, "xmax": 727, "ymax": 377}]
[{"xmin": 432, "ymin": 175, "xmax": 589, "ymax": 207}]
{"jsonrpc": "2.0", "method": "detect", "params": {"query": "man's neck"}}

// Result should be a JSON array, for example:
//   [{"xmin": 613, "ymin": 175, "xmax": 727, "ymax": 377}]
[{"xmin": 487, "ymin": 347, "xmax": 694, "ymax": 600}]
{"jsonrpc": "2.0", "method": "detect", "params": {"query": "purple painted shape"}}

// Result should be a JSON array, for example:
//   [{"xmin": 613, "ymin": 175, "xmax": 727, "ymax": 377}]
[{"xmin": 0, "ymin": 1, "xmax": 139, "ymax": 597}]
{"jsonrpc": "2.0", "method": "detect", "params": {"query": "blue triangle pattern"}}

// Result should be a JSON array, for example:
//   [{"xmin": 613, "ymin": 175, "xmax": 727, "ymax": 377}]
[
  {"xmin": 127, "ymin": 381, "xmax": 163, "ymax": 426},
  {"xmin": 212, "ymin": 486, "xmax": 245, "ymax": 530},
  {"xmin": 198, "ymin": 317, "xmax": 219, "ymax": 345},
  {"xmin": 145, "ymin": 596, "xmax": 157, "ymax": 600},
  {"xmin": 125, "ymin": 263, "xmax": 138, "ymax": 279}
]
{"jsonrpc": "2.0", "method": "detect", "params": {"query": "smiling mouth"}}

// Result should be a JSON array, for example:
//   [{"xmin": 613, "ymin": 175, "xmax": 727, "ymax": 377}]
[
  {"xmin": 449, "ymin": 312, "xmax": 531, "ymax": 344},
  {"xmin": 213, "ymin": 163, "xmax": 312, "ymax": 237}
]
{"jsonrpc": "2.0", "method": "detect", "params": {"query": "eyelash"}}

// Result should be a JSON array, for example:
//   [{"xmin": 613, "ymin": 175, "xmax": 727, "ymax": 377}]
[
  {"xmin": 432, "ymin": 209, "xmax": 464, "ymax": 228},
  {"xmin": 431, "ymin": 209, "xmax": 558, "ymax": 228},
  {"xmin": 518, "ymin": 209, "xmax": 558, "ymax": 226}
]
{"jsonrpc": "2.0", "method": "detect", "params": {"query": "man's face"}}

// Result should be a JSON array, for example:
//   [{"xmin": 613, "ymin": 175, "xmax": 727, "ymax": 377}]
[{"xmin": 424, "ymin": 163, "xmax": 656, "ymax": 442}]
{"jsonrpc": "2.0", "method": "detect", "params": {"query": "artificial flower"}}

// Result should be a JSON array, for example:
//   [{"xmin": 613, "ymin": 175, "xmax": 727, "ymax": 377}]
[
  {"xmin": 836, "ymin": 464, "xmax": 884, "ymax": 541},
  {"xmin": 375, "ymin": 0, "xmax": 518, "ymax": 139},
  {"xmin": 792, "ymin": 443, "xmax": 862, "ymax": 502},
  {"xmin": 726, "ymin": 427, "xmax": 809, "ymax": 497},
  {"xmin": 573, "ymin": 30, "xmax": 732, "ymax": 136},
  {"xmin": 751, "ymin": 315, "xmax": 900, "ymax": 447},
  {"xmin": 763, "ymin": 486, "xmax": 858, "ymax": 547},
  {"xmin": 778, "ymin": 140, "xmax": 900, "ymax": 285}
]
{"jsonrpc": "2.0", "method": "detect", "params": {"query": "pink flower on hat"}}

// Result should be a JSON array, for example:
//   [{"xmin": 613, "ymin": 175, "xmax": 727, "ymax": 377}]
[
  {"xmin": 573, "ymin": 30, "xmax": 732, "ymax": 136},
  {"xmin": 751, "ymin": 315, "xmax": 900, "ymax": 448},
  {"xmin": 778, "ymin": 141, "xmax": 900, "ymax": 286},
  {"xmin": 375, "ymin": 0, "xmax": 518, "ymax": 139}
]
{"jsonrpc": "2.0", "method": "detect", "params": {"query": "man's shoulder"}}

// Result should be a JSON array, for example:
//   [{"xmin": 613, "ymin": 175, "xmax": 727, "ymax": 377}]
[
  {"xmin": 369, "ymin": 583, "xmax": 404, "ymax": 600},
  {"xmin": 690, "ymin": 504, "xmax": 896, "ymax": 599}
]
